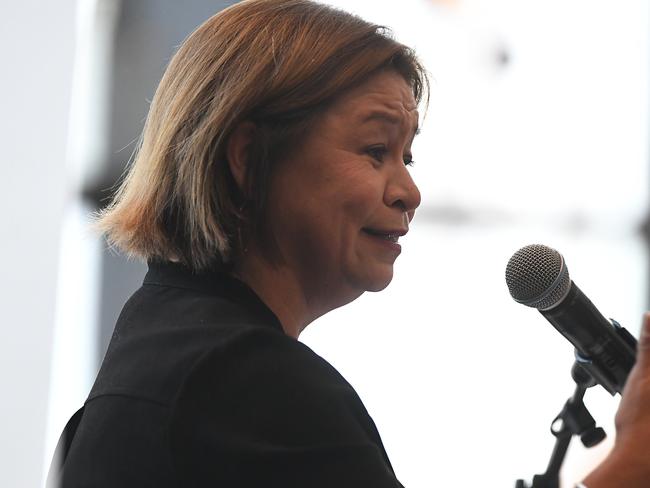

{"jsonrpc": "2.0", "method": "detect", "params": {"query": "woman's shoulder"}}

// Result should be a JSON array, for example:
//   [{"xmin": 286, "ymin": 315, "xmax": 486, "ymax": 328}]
[
  {"xmin": 89, "ymin": 277, "xmax": 285, "ymax": 405},
  {"xmin": 176, "ymin": 326, "xmax": 355, "ymax": 406},
  {"xmin": 169, "ymin": 329, "xmax": 399, "ymax": 486},
  {"xmin": 171, "ymin": 327, "xmax": 369, "ymax": 440}
]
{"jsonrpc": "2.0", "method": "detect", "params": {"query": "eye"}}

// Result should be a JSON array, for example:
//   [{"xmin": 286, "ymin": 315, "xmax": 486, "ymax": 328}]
[
  {"xmin": 366, "ymin": 145, "xmax": 415, "ymax": 167},
  {"xmin": 366, "ymin": 145, "xmax": 388, "ymax": 162}
]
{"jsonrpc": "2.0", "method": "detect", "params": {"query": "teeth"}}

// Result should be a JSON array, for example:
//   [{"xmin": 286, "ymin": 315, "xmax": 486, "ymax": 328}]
[{"xmin": 365, "ymin": 229, "xmax": 400, "ymax": 242}]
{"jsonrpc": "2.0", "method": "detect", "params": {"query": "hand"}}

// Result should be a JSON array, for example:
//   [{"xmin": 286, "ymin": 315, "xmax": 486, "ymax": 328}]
[
  {"xmin": 582, "ymin": 312, "xmax": 650, "ymax": 487},
  {"xmin": 613, "ymin": 312, "xmax": 650, "ymax": 452}
]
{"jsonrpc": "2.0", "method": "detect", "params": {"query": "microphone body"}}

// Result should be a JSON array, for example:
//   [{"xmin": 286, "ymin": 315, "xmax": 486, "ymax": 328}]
[
  {"xmin": 540, "ymin": 281, "xmax": 636, "ymax": 395},
  {"xmin": 506, "ymin": 244, "xmax": 637, "ymax": 396}
]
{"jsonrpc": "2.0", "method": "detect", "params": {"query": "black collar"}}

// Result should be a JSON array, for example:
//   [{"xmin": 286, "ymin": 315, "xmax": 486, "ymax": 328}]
[{"xmin": 143, "ymin": 260, "xmax": 284, "ymax": 333}]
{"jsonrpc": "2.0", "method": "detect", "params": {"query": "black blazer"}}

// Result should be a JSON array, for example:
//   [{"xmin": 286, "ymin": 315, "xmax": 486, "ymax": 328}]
[{"xmin": 49, "ymin": 261, "xmax": 403, "ymax": 487}]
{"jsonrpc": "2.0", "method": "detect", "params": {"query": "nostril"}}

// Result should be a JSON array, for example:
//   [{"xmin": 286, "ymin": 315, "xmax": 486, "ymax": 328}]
[{"xmin": 392, "ymin": 200, "xmax": 407, "ymax": 212}]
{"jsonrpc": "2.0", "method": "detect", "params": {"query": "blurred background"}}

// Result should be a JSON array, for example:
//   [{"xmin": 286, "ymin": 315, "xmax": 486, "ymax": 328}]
[{"xmin": 1, "ymin": 0, "xmax": 648, "ymax": 486}]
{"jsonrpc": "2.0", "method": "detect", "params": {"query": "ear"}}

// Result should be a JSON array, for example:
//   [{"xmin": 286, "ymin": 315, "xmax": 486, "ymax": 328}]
[{"xmin": 226, "ymin": 121, "xmax": 257, "ymax": 194}]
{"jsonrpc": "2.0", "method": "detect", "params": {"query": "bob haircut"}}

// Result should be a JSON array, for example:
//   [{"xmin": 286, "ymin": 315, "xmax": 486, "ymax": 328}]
[{"xmin": 96, "ymin": 0, "xmax": 428, "ymax": 272}]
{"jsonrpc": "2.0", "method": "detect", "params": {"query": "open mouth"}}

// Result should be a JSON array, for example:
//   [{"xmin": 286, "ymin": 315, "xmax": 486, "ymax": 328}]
[{"xmin": 362, "ymin": 229, "xmax": 401, "ymax": 243}]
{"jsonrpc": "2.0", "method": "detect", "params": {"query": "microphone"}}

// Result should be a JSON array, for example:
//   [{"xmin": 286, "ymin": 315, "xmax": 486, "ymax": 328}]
[{"xmin": 505, "ymin": 244, "xmax": 637, "ymax": 395}]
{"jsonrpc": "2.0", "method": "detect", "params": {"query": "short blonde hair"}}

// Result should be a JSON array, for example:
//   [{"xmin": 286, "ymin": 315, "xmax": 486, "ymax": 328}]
[{"xmin": 95, "ymin": 0, "xmax": 428, "ymax": 271}]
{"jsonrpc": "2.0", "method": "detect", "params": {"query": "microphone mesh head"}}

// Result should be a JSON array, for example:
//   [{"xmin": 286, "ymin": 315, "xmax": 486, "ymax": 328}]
[{"xmin": 505, "ymin": 244, "xmax": 571, "ymax": 310}]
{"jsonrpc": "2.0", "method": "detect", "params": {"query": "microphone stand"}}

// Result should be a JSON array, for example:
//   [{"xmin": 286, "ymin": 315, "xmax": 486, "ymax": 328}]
[{"xmin": 515, "ymin": 355, "xmax": 607, "ymax": 488}]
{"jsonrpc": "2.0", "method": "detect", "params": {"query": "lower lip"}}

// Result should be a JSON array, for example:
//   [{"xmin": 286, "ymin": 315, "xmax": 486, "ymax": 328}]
[{"xmin": 363, "ymin": 231, "xmax": 402, "ymax": 254}]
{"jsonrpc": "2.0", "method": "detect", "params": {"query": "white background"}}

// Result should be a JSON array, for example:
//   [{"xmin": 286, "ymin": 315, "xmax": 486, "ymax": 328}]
[{"xmin": 304, "ymin": 1, "xmax": 649, "ymax": 486}]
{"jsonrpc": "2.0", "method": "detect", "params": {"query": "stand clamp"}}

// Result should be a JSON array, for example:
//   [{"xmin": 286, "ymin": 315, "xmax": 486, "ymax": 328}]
[{"xmin": 514, "ymin": 356, "xmax": 606, "ymax": 488}]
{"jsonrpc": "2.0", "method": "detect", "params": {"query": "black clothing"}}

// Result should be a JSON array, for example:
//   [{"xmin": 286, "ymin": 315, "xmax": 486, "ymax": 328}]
[{"xmin": 51, "ymin": 261, "xmax": 403, "ymax": 487}]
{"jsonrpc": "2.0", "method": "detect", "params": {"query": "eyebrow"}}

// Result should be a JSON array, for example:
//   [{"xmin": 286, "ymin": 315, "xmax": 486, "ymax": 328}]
[{"xmin": 361, "ymin": 111, "xmax": 420, "ymax": 137}]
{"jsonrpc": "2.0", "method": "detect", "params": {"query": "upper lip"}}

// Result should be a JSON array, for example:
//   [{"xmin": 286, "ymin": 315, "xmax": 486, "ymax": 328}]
[{"xmin": 363, "ymin": 228, "xmax": 408, "ymax": 237}]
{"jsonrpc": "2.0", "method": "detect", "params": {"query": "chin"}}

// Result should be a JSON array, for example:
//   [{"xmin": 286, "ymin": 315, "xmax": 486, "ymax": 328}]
[
  {"xmin": 367, "ymin": 281, "xmax": 391, "ymax": 292},
  {"xmin": 344, "ymin": 261, "xmax": 395, "ymax": 294},
  {"xmin": 363, "ymin": 267, "xmax": 394, "ymax": 292}
]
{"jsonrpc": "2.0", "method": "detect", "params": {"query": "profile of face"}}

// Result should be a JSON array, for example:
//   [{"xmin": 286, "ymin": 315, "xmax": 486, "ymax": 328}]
[{"xmin": 265, "ymin": 70, "xmax": 421, "ymax": 303}]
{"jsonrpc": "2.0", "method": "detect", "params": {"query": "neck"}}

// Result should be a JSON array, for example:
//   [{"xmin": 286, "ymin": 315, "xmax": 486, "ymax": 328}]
[
  {"xmin": 230, "ymin": 253, "xmax": 308, "ymax": 339},
  {"xmin": 230, "ymin": 246, "xmax": 361, "ymax": 339}
]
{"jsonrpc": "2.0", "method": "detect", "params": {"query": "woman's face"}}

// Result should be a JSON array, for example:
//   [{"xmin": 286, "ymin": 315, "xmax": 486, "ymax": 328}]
[{"xmin": 266, "ymin": 70, "xmax": 421, "ymax": 301}]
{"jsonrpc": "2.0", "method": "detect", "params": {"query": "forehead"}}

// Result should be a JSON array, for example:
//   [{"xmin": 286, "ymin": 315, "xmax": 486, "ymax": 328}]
[{"xmin": 327, "ymin": 71, "xmax": 419, "ymax": 129}]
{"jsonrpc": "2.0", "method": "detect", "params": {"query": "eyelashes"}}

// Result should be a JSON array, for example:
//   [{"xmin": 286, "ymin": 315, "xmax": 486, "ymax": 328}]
[
  {"xmin": 366, "ymin": 145, "xmax": 415, "ymax": 167},
  {"xmin": 403, "ymin": 155, "xmax": 416, "ymax": 167}
]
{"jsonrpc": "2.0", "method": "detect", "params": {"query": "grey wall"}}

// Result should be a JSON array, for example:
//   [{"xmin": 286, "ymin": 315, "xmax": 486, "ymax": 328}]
[
  {"xmin": 0, "ymin": 1, "xmax": 77, "ymax": 486},
  {"xmin": 91, "ymin": 0, "xmax": 237, "ymax": 361}
]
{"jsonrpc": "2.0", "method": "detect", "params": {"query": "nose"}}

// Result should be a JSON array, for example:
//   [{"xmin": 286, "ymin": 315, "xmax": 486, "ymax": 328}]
[{"xmin": 384, "ymin": 163, "xmax": 421, "ymax": 221}]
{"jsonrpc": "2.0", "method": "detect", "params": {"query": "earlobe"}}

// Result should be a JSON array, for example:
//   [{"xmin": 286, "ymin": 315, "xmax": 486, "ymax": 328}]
[{"xmin": 226, "ymin": 121, "xmax": 257, "ymax": 193}]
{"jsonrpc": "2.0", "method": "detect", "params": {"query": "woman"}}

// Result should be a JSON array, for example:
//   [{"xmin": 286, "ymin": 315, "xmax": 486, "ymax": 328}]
[{"xmin": 49, "ymin": 1, "xmax": 650, "ymax": 487}]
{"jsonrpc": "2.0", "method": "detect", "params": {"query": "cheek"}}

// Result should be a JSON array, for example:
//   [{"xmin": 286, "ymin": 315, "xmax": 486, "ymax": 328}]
[
  {"xmin": 318, "ymin": 163, "xmax": 380, "ymax": 232},
  {"xmin": 265, "ymin": 151, "xmax": 384, "ymax": 254},
  {"xmin": 288, "ymin": 160, "xmax": 378, "ymax": 220},
  {"xmin": 340, "ymin": 182, "xmax": 378, "ymax": 229},
  {"xmin": 274, "ymin": 184, "xmax": 373, "ymax": 243},
  {"xmin": 269, "ymin": 175, "xmax": 379, "ymax": 264}
]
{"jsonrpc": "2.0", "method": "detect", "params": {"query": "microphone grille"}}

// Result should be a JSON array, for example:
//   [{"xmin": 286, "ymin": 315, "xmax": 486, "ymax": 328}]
[{"xmin": 505, "ymin": 244, "xmax": 571, "ymax": 310}]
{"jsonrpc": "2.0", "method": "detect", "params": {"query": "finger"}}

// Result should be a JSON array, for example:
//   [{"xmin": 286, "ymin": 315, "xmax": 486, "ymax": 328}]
[{"xmin": 636, "ymin": 312, "xmax": 650, "ymax": 369}]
